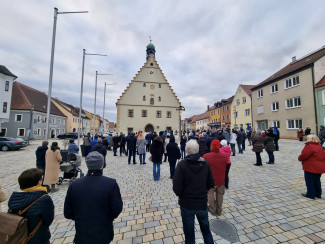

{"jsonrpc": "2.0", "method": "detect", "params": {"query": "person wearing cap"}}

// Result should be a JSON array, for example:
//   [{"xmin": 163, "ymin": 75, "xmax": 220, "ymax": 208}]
[
  {"xmin": 64, "ymin": 151, "xmax": 123, "ymax": 244},
  {"xmin": 203, "ymin": 139, "xmax": 228, "ymax": 216}
]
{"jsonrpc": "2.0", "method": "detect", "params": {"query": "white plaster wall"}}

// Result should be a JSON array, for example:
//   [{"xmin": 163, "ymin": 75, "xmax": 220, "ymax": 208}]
[
  {"xmin": 314, "ymin": 55, "xmax": 325, "ymax": 84},
  {"xmin": 0, "ymin": 73, "xmax": 14, "ymax": 121}
]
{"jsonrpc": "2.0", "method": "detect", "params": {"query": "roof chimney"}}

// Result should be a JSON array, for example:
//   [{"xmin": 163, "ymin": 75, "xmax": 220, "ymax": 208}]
[
  {"xmin": 292, "ymin": 56, "xmax": 296, "ymax": 62},
  {"xmin": 207, "ymin": 105, "xmax": 210, "ymax": 111}
]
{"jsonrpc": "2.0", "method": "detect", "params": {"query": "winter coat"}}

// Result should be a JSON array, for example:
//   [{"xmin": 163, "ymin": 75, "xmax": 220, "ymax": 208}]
[
  {"xmin": 137, "ymin": 139, "xmax": 147, "ymax": 154},
  {"xmin": 230, "ymin": 133, "xmax": 237, "ymax": 144},
  {"xmin": 304, "ymin": 128, "xmax": 311, "ymax": 136},
  {"xmin": 180, "ymin": 137, "xmax": 187, "ymax": 151},
  {"xmin": 119, "ymin": 135, "xmax": 126, "ymax": 146},
  {"xmin": 222, "ymin": 131, "xmax": 230, "ymax": 143},
  {"xmin": 127, "ymin": 135, "xmax": 137, "ymax": 150},
  {"xmin": 297, "ymin": 129, "xmax": 304, "ymax": 139},
  {"xmin": 166, "ymin": 137, "xmax": 181, "ymax": 160},
  {"xmin": 220, "ymin": 146, "xmax": 231, "ymax": 164},
  {"xmin": 150, "ymin": 139, "xmax": 164, "ymax": 163},
  {"xmin": 112, "ymin": 136, "xmax": 120, "ymax": 149},
  {"xmin": 206, "ymin": 134, "xmax": 218, "ymax": 152},
  {"xmin": 64, "ymin": 170, "xmax": 123, "ymax": 244},
  {"xmin": 298, "ymin": 142, "xmax": 325, "ymax": 174},
  {"xmin": 0, "ymin": 185, "xmax": 8, "ymax": 212},
  {"xmin": 8, "ymin": 190, "xmax": 54, "ymax": 244},
  {"xmin": 318, "ymin": 128, "xmax": 325, "ymax": 140},
  {"xmin": 35, "ymin": 145, "xmax": 48, "ymax": 170},
  {"xmin": 173, "ymin": 153, "xmax": 214, "ymax": 210},
  {"xmin": 83, "ymin": 136, "xmax": 92, "ymax": 146},
  {"xmin": 203, "ymin": 149, "xmax": 228, "ymax": 186},
  {"xmin": 68, "ymin": 143, "xmax": 79, "ymax": 155},
  {"xmin": 43, "ymin": 149, "xmax": 62, "ymax": 185},
  {"xmin": 216, "ymin": 133, "xmax": 225, "ymax": 142},
  {"xmin": 252, "ymin": 134, "xmax": 264, "ymax": 153},
  {"xmin": 236, "ymin": 131, "xmax": 243, "ymax": 144},
  {"xmin": 92, "ymin": 139, "xmax": 98, "ymax": 148},
  {"xmin": 198, "ymin": 138, "xmax": 206, "ymax": 157},
  {"xmin": 264, "ymin": 135, "xmax": 276, "ymax": 152}
]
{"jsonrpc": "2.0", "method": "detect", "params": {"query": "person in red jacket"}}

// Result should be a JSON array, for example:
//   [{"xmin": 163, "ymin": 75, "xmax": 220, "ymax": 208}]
[
  {"xmin": 298, "ymin": 134, "xmax": 325, "ymax": 200},
  {"xmin": 203, "ymin": 139, "xmax": 228, "ymax": 216}
]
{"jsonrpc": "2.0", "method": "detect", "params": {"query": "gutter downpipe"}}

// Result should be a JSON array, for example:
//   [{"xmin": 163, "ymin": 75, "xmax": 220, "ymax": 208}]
[{"xmin": 311, "ymin": 65, "xmax": 319, "ymax": 133}]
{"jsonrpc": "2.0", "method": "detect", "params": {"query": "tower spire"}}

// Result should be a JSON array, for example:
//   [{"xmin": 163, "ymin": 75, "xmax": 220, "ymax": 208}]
[{"xmin": 146, "ymin": 38, "xmax": 156, "ymax": 60}]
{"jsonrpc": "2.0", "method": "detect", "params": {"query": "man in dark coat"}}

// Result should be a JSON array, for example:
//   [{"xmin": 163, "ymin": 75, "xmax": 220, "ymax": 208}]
[
  {"xmin": 173, "ymin": 140, "xmax": 214, "ymax": 244},
  {"xmin": 127, "ymin": 132, "xmax": 137, "ymax": 164},
  {"xmin": 92, "ymin": 140, "xmax": 107, "ymax": 168},
  {"xmin": 64, "ymin": 152, "xmax": 123, "ymax": 244},
  {"xmin": 166, "ymin": 135, "xmax": 181, "ymax": 179},
  {"xmin": 119, "ymin": 132, "xmax": 126, "ymax": 156},
  {"xmin": 35, "ymin": 140, "xmax": 48, "ymax": 171},
  {"xmin": 236, "ymin": 129, "xmax": 243, "ymax": 154},
  {"xmin": 206, "ymin": 132, "xmax": 217, "ymax": 153}
]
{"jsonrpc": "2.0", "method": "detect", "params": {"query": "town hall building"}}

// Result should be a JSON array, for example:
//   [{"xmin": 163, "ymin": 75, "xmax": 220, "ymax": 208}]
[{"xmin": 116, "ymin": 43, "xmax": 181, "ymax": 134}]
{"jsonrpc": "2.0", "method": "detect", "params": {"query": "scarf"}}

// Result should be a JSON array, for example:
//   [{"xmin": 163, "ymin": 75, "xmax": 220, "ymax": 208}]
[{"xmin": 22, "ymin": 185, "xmax": 47, "ymax": 193}]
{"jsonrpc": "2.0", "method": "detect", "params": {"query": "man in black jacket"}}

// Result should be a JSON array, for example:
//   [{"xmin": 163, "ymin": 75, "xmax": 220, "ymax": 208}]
[
  {"xmin": 127, "ymin": 132, "xmax": 137, "ymax": 164},
  {"xmin": 64, "ymin": 152, "xmax": 123, "ymax": 244},
  {"xmin": 92, "ymin": 140, "xmax": 107, "ymax": 168},
  {"xmin": 35, "ymin": 140, "xmax": 48, "ymax": 171},
  {"xmin": 173, "ymin": 139, "xmax": 214, "ymax": 244}
]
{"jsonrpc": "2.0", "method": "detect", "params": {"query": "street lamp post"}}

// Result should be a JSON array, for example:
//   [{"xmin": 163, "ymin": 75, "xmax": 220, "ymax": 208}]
[
  {"xmin": 176, "ymin": 106, "xmax": 185, "ymax": 135},
  {"xmin": 45, "ymin": 7, "xmax": 88, "ymax": 140},
  {"xmin": 102, "ymin": 82, "xmax": 116, "ymax": 133},
  {"xmin": 77, "ymin": 50, "xmax": 107, "ymax": 148},
  {"xmin": 94, "ymin": 72, "xmax": 112, "ymax": 133}
]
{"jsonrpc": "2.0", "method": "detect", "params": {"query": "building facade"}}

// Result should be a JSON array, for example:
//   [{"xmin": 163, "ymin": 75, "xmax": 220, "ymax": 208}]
[
  {"xmin": 0, "ymin": 65, "xmax": 17, "ymax": 135},
  {"xmin": 219, "ymin": 96, "xmax": 234, "ymax": 129},
  {"xmin": 116, "ymin": 43, "xmax": 181, "ymax": 134},
  {"xmin": 231, "ymin": 85, "xmax": 254, "ymax": 129},
  {"xmin": 251, "ymin": 46, "xmax": 325, "ymax": 138},
  {"xmin": 315, "ymin": 76, "xmax": 325, "ymax": 128}
]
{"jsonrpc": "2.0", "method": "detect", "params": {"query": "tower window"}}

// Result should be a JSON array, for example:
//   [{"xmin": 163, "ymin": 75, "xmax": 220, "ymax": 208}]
[
  {"xmin": 158, "ymin": 96, "xmax": 161, "ymax": 102},
  {"xmin": 159, "ymin": 84, "xmax": 161, "ymax": 88},
  {"xmin": 150, "ymin": 63, "xmax": 153, "ymax": 66},
  {"xmin": 150, "ymin": 98, "xmax": 154, "ymax": 105},
  {"xmin": 143, "ymin": 96, "xmax": 146, "ymax": 101},
  {"xmin": 143, "ymin": 83, "xmax": 146, "ymax": 87}
]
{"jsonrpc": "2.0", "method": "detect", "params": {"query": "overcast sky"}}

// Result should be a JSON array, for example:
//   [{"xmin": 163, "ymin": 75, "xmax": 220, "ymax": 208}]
[{"xmin": 1, "ymin": 0, "xmax": 325, "ymax": 122}]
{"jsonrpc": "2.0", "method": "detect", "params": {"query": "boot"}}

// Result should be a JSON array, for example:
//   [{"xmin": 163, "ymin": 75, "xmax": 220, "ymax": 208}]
[{"xmin": 51, "ymin": 184, "xmax": 59, "ymax": 193}]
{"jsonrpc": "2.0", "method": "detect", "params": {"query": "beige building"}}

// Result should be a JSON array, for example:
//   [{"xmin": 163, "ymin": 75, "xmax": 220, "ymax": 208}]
[
  {"xmin": 116, "ymin": 43, "xmax": 181, "ymax": 134},
  {"xmin": 231, "ymin": 85, "xmax": 254, "ymax": 129},
  {"xmin": 251, "ymin": 46, "xmax": 325, "ymax": 138}
]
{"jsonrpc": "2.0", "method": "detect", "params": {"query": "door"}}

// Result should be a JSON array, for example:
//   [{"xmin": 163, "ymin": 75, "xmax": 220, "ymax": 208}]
[{"xmin": 145, "ymin": 124, "xmax": 154, "ymax": 132}]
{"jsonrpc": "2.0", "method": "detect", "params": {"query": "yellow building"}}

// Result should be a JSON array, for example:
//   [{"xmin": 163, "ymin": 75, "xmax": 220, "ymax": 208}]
[
  {"xmin": 52, "ymin": 98, "xmax": 80, "ymax": 132},
  {"xmin": 230, "ymin": 85, "xmax": 254, "ymax": 129},
  {"xmin": 83, "ymin": 110, "xmax": 100, "ymax": 133},
  {"xmin": 208, "ymin": 105, "xmax": 221, "ymax": 129}
]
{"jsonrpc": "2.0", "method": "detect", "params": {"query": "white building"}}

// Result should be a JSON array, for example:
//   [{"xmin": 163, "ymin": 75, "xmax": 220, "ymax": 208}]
[
  {"xmin": 116, "ymin": 43, "xmax": 182, "ymax": 134},
  {"xmin": 0, "ymin": 65, "xmax": 17, "ymax": 135}
]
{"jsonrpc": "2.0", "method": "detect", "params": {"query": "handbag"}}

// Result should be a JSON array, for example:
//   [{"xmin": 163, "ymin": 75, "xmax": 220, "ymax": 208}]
[{"xmin": 0, "ymin": 194, "xmax": 46, "ymax": 244}]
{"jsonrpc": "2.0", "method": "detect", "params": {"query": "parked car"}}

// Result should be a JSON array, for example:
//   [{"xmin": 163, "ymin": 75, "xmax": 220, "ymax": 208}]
[
  {"xmin": 0, "ymin": 137, "xmax": 27, "ymax": 151},
  {"xmin": 57, "ymin": 132, "xmax": 78, "ymax": 139}
]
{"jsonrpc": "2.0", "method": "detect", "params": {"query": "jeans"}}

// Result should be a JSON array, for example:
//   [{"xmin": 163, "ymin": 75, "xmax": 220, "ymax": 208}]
[
  {"xmin": 153, "ymin": 162, "xmax": 161, "ymax": 180},
  {"xmin": 180, "ymin": 207, "xmax": 214, "ymax": 244},
  {"xmin": 128, "ymin": 149, "xmax": 136, "ymax": 163},
  {"xmin": 224, "ymin": 163, "xmax": 231, "ymax": 189},
  {"xmin": 113, "ymin": 148, "xmax": 117, "ymax": 155},
  {"xmin": 139, "ymin": 153, "xmax": 146, "ymax": 164},
  {"xmin": 267, "ymin": 151, "xmax": 274, "ymax": 163},
  {"xmin": 255, "ymin": 152, "xmax": 262, "ymax": 165},
  {"xmin": 181, "ymin": 149, "xmax": 186, "ymax": 158},
  {"xmin": 242, "ymin": 139, "xmax": 245, "ymax": 150},
  {"xmin": 168, "ymin": 158, "xmax": 177, "ymax": 178},
  {"xmin": 120, "ymin": 145, "xmax": 125, "ymax": 155},
  {"xmin": 304, "ymin": 171, "xmax": 322, "ymax": 198},
  {"xmin": 237, "ymin": 142, "xmax": 242, "ymax": 153},
  {"xmin": 230, "ymin": 143, "xmax": 236, "ymax": 155}
]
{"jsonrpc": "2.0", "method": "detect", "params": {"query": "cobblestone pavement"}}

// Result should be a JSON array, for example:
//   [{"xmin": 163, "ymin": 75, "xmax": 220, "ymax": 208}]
[{"xmin": 1, "ymin": 139, "xmax": 325, "ymax": 244}]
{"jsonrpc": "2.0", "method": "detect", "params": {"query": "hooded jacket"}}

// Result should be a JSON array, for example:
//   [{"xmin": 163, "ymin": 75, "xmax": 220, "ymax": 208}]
[
  {"xmin": 173, "ymin": 153, "xmax": 214, "ymax": 210},
  {"xmin": 298, "ymin": 142, "xmax": 325, "ymax": 174},
  {"xmin": 203, "ymin": 149, "xmax": 228, "ymax": 186},
  {"xmin": 166, "ymin": 136, "xmax": 180, "ymax": 160},
  {"xmin": 8, "ymin": 191, "xmax": 54, "ymax": 244},
  {"xmin": 35, "ymin": 145, "xmax": 48, "ymax": 170},
  {"xmin": 150, "ymin": 138, "xmax": 164, "ymax": 163}
]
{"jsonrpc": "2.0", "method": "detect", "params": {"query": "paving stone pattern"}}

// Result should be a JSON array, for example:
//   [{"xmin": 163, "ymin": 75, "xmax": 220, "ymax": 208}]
[{"xmin": 0, "ymin": 139, "xmax": 325, "ymax": 243}]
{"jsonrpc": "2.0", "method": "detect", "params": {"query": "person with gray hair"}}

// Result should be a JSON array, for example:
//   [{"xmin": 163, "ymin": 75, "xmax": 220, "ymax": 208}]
[
  {"xmin": 64, "ymin": 151, "xmax": 123, "ymax": 243},
  {"xmin": 173, "ymin": 139, "xmax": 215, "ymax": 243}
]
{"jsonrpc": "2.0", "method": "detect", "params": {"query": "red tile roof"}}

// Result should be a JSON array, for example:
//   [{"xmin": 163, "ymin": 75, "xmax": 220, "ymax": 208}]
[
  {"xmin": 252, "ymin": 46, "xmax": 325, "ymax": 90},
  {"xmin": 11, "ymin": 82, "xmax": 66, "ymax": 117},
  {"xmin": 240, "ymin": 85, "xmax": 255, "ymax": 97},
  {"xmin": 190, "ymin": 110, "xmax": 210, "ymax": 123},
  {"xmin": 315, "ymin": 75, "xmax": 325, "ymax": 88}
]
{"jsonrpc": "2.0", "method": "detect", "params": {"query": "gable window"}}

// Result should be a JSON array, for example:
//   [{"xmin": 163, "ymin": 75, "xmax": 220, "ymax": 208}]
[
  {"xmin": 257, "ymin": 89, "xmax": 263, "ymax": 98},
  {"xmin": 286, "ymin": 96, "xmax": 301, "ymax": 109},
  {"xmin": 143, "ymin": 83, "xmax": 146, "ymax": 87},
  {"xmin": 272, "ymin": 102, "xmax": 279, "ymax": 111},
  {"xmin": 242, "ymin": 97, "xmax": 246, "ymax": 104},
  {"xmin": 143, "ymin": 95, "xmax": 146, "ymax": 101},
  {"xmin": 5, "ymin": 81, "xmax": 9, "ymax": 91},
  {"xmin": 158, "ymin": 84, "xmax": 161, "ymax": 88},
  {"xmin": 236, "ymin": 99, "xmax": 240, "ymax": 106},
  {"xmin": 167, "ymin": 111, "xmax": 172, "ymax": 118},
  {"xmin": 15, "ymin": 114, "xmax": 23, "ymax": 122},
  {"xmin": 285, "ymin": 76, "xmax": 299, "ymax": 89},
  {"xmin": 245, "ymin": 109, "xmax": 250, "ymax": 116},
  {"xmin": 3, "ymin": 102, "xmax": 7, "ymax": 113},
  {"xmin": 257, "ymin": 105, "xmax": 264, "ymax": 114},
  {"xmin": 273, "ymin": 120, "xmax": 280, "ymax": 128},
  {"xmin": 271, "ymin": 84, "xmax": 278, "ymax": 94},
  {"xmin": 156, "ymin": 111, "xmax": 161, "ymax": 118},
  {"xmin": 142, "ymin": 110, "xmax": 147, "ymax": 117},
  {"xmin": 150, "ymin": 98, "xmax": 154, "ymax": 105},
  {"xmin": 128, "ymin": 109, "xmax": 134, "ymax": 117},
  {"xmin": 287, "ymin": 119, "xmax": 302, "ymax": 129}
]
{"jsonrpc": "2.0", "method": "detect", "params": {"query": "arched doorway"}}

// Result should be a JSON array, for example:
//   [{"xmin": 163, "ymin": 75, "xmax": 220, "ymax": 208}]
[
  {"xmin": 145, "ymin": 124, "xmax": 154, "ymax": 132},
  {"xmin": 51, "ymin": 129, "xmax": 55, "ymax": 138}
]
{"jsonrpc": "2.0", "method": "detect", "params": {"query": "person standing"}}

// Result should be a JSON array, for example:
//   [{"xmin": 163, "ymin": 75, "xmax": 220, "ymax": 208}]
[
  {"xmin": 273, "ymin": 127, "xmax": 280, "ymax": 151},
  {"xmin": 180, "ymin": 135, "xmax": 187, "ymax": 159},
  {"xmin": 35, "ymin": 141, "xmax": 49, "ymax": 171},
  {"xmin": 220, "ymin": 140, "xmax": 232, "ymax": 189},
  {"xmin": 112, "ymin": 133, "xmax": 119, "ymax": 156},
  {"xmin": 119, "ymin": 132, "xmax": 126, "ymax": 156},
  {"xmin": 198, "ymin": 134, "xmax": 206, "ymax": 157},
  {"xmin": 137, "ymin": 133, "xmax": 147, "ymax": 164},
  {"xmin": 241, "ymin": 128, "xmax": 246, "ymax": 151},
  {"xmin": 166, "ymin": 136, "xmax": 181, "ymax": 179},
  {"xmin": 252, "ymin": 131, "xmax": 264, "ymax": 166},
  {"xmin": 92, "ymin": 135, "xmax": 98, "ymax": 148},
  {"xmin": 298, "ymin": 135, "xmax": 325, "ymax": 199},
  {"xmin": 173, "ymin": 139, "xmax": 215, "ymax": 244},
  {"xmin": 145, "ymin": 132, "xmax": 152, "ymax": 152},
  {"xmin": 265, "ymin": 129, "xmax": 276, "ymax": 164},
  {"xmin": 64, "ymin": 152, "xmax": 123, "ymax": 244},
  {"xmin": 127, "ymin": 132, "xmax": 137, "ymax": 164},
  {"xmin": 83, "ymin": 133, "xmax": 92, "ymax": 157},
  {"xmin": 222, "ymin": 128, "xmax": 230, "ymax": 145},
  {"xmin": 297, "ymin": 127, "xmax": 304, "ymax": 141},
  {"xmin": 150, "ymin": 136, "xmax": 164, "ymax": 181},
  {"xmin": 247, "ymin": 128, "xmax": 252, "ymax": 146},
  {"xmin": 304, "ymin": 126, "xmax": 311, "ymax": 138},
  {"xmin": 67, "ymin": 139, "xmax": 79, "ymax": 155},
  {"xmin": 236, "ymin": 129, "xmax": 243, "ymax": 154},
  {"xmin": 8, "ymin": 168, "xmax": 54, "ymax": 244},
  {"xmin": 92, "ymin": 139, "xmax": 107, "ymax": 168},
  {"xmin": 43, "ymin": 142, "xmax": 62, "ymax": 192},
  {"xmin": 318, "ymin": 125, "xmax": 325, "ymax": 148},
  {"xmin": 230, "ymin": 129, "xmax": 237, "ymax": 156}
]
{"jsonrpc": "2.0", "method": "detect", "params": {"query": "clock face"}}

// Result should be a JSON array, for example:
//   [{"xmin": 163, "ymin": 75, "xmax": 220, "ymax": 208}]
[
  {"xmin": 150, "ymin": 71, "xmax": 153, "ymax": 74},
  {"xmin": 150, "ymin": 85, "xmax": 155, "ymax": 90}
]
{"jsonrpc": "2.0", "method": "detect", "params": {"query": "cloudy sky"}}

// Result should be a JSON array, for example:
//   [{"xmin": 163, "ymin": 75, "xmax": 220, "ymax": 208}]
[{"xmin": 1, "ymin": 0, "xmax": 325, "ymax": 122}]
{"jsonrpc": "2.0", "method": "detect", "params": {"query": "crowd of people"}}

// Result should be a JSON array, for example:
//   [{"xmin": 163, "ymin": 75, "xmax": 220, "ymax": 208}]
[{"xmin": 0, "ymin": 125, "xmax": 324, "ymax": 243}]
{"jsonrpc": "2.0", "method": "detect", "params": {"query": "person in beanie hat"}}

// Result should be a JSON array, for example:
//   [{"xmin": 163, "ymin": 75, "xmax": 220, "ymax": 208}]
[
  {"xmin": 203, "ymin": 139, "xmax": 228, "ymax": 216},
  {"xmin": 64, "ymin": 151, "xmax": 123, "ymax": 244}
]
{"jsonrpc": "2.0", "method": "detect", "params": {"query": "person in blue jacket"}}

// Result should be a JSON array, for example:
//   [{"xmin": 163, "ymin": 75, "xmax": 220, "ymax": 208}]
[
  {"xmin": 67, "ymin": 139, "xmax": 79, "ymax": 155},
  {"xmin": 8, "ymin": 168, "xmax": 54, "ymax": 244},
  {"xmin": 35, "ymin": 141, "xmax": 49, "ymax": 171},
  {"xmin": 64, "ymin": 151, "xmax": 123, "ymax": 244}
]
